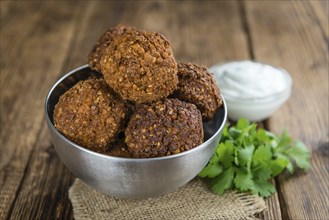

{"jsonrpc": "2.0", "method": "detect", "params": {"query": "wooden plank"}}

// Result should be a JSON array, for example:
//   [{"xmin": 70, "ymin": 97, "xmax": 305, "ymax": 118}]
[
  {"xmin": 59, "ymin": 0, "xmax": 250, "ymax": 70},
  {"xmin": 148, "ymin": 0, "xmax": 251, "ymax": 65},
  {"xmin": 9, "ymin": 124, "xmax": 75, "ymax": 220},
  {"xmin": 0, "ymin": 1, "xmax": 83, "ymax": 219},
  {"xmin": 245, "ymin": 1, "xmax": 329, "ymax": 219},
  {"xmin": 308, "ymin": 0, "xmax": 329, "ymax": 40},
  {"xmin": 7, "ymin": 1, "xmax": 130, "ymax": 219},
  {"xmin": 61, "ymin": 1, "xmax": 133, "ymax": 74}
]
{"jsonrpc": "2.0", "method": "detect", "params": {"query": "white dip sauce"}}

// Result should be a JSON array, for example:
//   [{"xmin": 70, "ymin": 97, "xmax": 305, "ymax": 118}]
[{"xmin": 211, "ymin": 61, "xmax": 288, "ymax": 100}]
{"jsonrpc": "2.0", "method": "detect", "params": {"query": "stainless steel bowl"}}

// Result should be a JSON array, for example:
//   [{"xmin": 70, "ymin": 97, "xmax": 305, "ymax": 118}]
[{"xmin": 45, "ymin": 64, "xmax": 227, "ymax": 199}]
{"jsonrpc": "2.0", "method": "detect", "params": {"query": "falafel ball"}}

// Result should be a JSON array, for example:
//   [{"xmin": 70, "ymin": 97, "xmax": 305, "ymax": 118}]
[
  {"xmin": 173, "ymin": 63, "xmax": 222, "ymax": 120},
  {"xmin": 53, "ymin": 78, "xmax": 128, "ymax": 152},
  {"xmin": 105, "ymin": 139, "xmax": 132, "ymax": 158},
  {"xmin": 100, "ymin": 29, "xmax": 178, "ymax": 103},
  {"xmin": 125, "ymin": 98, "xmax": 204, "ymax": 158},
  {"xmin": 88, "ymin": 25, "xmax": 134, "ymax": 72}
]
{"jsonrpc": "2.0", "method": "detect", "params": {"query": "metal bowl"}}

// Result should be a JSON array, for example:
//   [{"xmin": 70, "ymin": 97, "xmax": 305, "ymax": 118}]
[{"xmin": 45, "ymin": 64, "xmax": 227, "ymax": 199}]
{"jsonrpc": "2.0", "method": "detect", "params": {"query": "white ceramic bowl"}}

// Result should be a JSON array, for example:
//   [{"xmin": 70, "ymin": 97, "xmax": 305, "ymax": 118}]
[{"xmin": 210, "ymin": 61, "xmax": 292, "ymax": 121}]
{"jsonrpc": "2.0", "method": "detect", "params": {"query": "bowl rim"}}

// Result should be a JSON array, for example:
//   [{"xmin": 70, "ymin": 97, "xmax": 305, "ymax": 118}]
[
  {"xmin": 45, "ymin": 64, "xmax": 228, "ymax": 162},
  {"xmin": 209, "ymin": 60, "xmax": 293, "ymax": 103}
]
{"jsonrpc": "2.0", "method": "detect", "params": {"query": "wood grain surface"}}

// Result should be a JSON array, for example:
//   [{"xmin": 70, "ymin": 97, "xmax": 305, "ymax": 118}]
[
  {"xmin": 1, "ymin": 1, "xmax": 328, "ymax": 220},
  {"xmin": 245, "ymin": 1, "xmax": 329, "ymax": 219}
]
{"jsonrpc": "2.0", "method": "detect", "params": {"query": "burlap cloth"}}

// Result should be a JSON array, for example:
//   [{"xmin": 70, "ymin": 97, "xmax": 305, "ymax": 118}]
[{"xmin": 69, "ymin": 178, "xmax": 266, "ymax": 220}]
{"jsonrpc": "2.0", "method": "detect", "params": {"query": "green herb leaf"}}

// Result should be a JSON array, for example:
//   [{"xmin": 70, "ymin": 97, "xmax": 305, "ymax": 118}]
[
  {"xmin": 250, "ymin": 179, "xmax": 276, "ymax": 197},
  {"xmin": 276, "ymin": 129, "xmax": 292, "ymax": 150},
  {"xmin": 199, "ymin": 118, "xmax": 311, "ymax": 198},
  {"xmin": 217, "ymin": 142, "xmax": 234, "ymax": 169},
  {"xmin": 252, "ymin": 163, "xmax": 272, "ymax": 182},
  {"xmin": 252, "ymin": 145, "xmax": 272, "ymax": 165},
  {"xmin": 211, "ymin": 167, "xmax": 235, "ymax": 195},
  {"xmin": 234, "ymin": 169, "xmax": 253, "ymax": 191},
  {"xmin": 199, "ymin": 162, "xmax": 223, "ymax": 178},
  {"xmin": 270, "ymin": 158, "xmax": 289, "ymax": 177},
  {"xmin": 236, "ymin": 118, "xmax": 249, "ymax": 130},
  {"xmin": 237, "ymin": 144, "xmax": 254, "ymax": 168},
  {"xmin": 285, "ymin": 141, "xmax": 311, "ymax": 171},
  {"xmin": 256, "ymin": 129, "xmax": 270, "ymax": 142}
]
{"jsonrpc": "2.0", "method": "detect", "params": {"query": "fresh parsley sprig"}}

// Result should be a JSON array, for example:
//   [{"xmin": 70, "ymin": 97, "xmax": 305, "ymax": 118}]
[{"xmin": 199, "ymin": 118, "xmax": 311, "ymax": 197}]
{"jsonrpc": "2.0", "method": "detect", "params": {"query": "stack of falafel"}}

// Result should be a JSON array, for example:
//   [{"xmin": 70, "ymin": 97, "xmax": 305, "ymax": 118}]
[{"xmin": 54, "ymin": 25, "xmax": 222, "ymax": 158}]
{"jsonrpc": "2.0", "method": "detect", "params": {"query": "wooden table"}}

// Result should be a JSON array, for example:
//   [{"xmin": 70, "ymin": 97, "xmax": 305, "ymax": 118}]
[{"xmin": 1, "ymin": 1, "xmax": 328, "ymax": 219}]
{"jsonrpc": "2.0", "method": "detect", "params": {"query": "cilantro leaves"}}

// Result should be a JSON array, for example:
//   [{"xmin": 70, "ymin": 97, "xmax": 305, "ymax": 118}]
[{"xmin": 199, "ymin": 118, "xmax": 311, "ymax": 197}]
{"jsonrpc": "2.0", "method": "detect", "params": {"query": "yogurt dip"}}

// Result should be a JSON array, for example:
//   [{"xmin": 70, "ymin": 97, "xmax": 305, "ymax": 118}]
[{"xmin": 210, "ymin": 61, "xmax": 292, "ymax": 121}]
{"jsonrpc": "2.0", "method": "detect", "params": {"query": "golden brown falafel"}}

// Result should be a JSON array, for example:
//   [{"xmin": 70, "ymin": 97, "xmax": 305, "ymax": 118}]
[
  {"xmin": 125, "ymin": 98, "xmax": 203, "ymax": 158},
  {"xmin": 100, "ymin": 29, "xmax": 178, "ymax": 103},
  {"xmin": 53, "ymin": 78, "xmax": 128, "ymax": 152},
  {"xmin": 173, "ymin": 63, "xmax": 222, "ymax": 120},
  {"xmin": 88, "ymin": 25, "xmax": 134, "ymax": 72}
]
